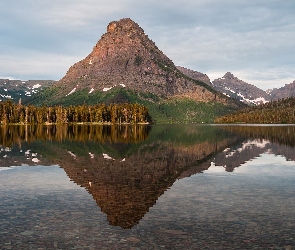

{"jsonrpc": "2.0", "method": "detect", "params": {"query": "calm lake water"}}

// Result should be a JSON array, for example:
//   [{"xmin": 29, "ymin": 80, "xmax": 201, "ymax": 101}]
[{"xmin": 0, "ymin": 124, "xmax": 295, "ymax": 249}]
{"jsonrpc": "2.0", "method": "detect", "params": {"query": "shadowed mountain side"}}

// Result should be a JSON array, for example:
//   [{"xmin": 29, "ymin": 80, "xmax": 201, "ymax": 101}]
[{"xmin": 59, "ymin": 138, "xmax": 238, "ymax": 229}]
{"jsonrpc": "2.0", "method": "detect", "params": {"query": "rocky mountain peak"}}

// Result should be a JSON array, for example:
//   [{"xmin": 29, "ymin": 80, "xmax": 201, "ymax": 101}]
[
  {"xmin": 107, "ymin": 18, "xmax": 143, "ymax": 35},
  {"xmin": 53, "ymin": 18, "xmax": 239, "ymax": 107},
  {"xmin": 223, "ymin": 72, "xmax": 235, "ymax": 79},
  {"xmin": 212, "ymin": 72, "xmax": 270, "ymax": 105}
]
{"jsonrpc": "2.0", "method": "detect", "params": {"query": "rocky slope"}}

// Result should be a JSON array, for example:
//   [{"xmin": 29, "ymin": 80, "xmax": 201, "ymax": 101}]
[
  {"xmin": 209, "ymin": 72, "xmax": 295, "ymax": 105},
  {"xmin": 212, "ymin": 72, "xmax": 270, "ymax": 105},
  {"xmin": 35, "ymin": 18, "xmax": 240, "ymax": 108},
  {"xmin": 176, "ymin": 66, "xmax": 212, "ymax": 86},
  {"xmin": 0, "ymin": 79, "xmax": 54, "ymax": 102},
  {"xmin": 268, "ymin": 80, "xmax": 295, "ymax": 99}
]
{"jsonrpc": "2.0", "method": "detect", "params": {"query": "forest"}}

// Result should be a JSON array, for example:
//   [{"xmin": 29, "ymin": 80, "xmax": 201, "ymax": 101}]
[
  {"xmin": 0, "ymin": 101, "xmax": 152, "ymax": 124},
  {"xmin": 214, "ymin": 97, "xmax": 295, "ymax": 124}
]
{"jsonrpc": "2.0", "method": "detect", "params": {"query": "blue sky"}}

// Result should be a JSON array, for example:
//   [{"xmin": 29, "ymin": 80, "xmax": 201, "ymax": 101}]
[{"xmin": 0, "ymin": 0, "xmax": 294, "ymax": 90}]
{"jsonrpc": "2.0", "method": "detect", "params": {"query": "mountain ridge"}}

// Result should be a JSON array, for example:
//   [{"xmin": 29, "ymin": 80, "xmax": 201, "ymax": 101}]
[
  {"xmin": 20, "ymin": 18, "xmax": 245, "ymax": 123},
  {"xmin": 51, "ymin": 18, "xmax": 234, "ymax": 105},
  {"xmin": 2, "ymin": 18, "xmax": 294, "ymax": 123},
  {"xmin": 0, "ymin": 79, "xmax": 54, "ymax": 102},
  {"xmin": 211, "ymin": 72, "xmax": 271, "ymax": 105}
]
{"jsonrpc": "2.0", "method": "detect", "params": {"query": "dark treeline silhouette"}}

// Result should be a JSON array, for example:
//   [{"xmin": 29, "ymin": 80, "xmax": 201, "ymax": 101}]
[
  {"xmin": 0, "ymin": 101, "xmax": 151, "ymax": 124},
  {"xmin": 215, "ymin": 97, "xmax": 295, "ymax": 124}
]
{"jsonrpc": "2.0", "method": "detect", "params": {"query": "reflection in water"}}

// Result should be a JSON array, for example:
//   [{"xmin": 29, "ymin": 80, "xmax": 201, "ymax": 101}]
[
  {"xmin": 0, "ymin": 124, "xmax": 151, "ymax": 146},
  {"xmin": 220, "ymin": 125, "xmax": 295, "ymax": 147},
  {"xmin": 212, "ymin": 125, "xmax": 295, "ymax": 172},
  {"xmin": 1, "ymin": 124, "xmax": 295, "ymax": 230}
]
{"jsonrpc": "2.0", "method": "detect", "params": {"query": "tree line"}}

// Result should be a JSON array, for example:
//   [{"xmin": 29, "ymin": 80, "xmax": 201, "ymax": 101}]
[
  {"xmin": 0, "ymin": 101, "xmax": 152, "ymax": 124},
  {"xmin": 214, "ymin": 97, "xmax": 295, "ymax": 124}
]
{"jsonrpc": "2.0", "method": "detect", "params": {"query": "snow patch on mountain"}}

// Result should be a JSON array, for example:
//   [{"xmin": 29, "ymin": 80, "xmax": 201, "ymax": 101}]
[
  {"xmin": 103, "ymin": 84, "xmax": 126, "ymax": 92},
  {"xmin": 66, "ymin": 87, "xmax": 76, "ymax": 96}
]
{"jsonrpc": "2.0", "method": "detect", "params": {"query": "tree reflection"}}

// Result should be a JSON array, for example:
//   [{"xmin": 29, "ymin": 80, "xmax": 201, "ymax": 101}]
[
  {"xmin": 0, "ymin": 124, "xmax": 151, "ymax": 147},
  {"xmin": 1, "ymin": 124, "xmax": 295, "ymax": 229}
]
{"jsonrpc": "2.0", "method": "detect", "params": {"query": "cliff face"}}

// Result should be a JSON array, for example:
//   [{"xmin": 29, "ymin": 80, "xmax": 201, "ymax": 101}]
[{"xmin": 54, "ymin": 18, "xmax": 236, "ymax": 105}]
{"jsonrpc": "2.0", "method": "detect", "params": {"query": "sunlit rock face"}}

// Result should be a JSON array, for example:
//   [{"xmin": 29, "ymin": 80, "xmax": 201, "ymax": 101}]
[{"xmin": 53, "ymin": 18, "xmax": 238, "ymax": 106}]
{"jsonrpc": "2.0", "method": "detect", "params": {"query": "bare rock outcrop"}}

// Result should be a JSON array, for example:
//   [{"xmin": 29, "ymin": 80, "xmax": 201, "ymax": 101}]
[{"xmin": 55, "ymin": 18, "xmax": 239, "ymax": 106}]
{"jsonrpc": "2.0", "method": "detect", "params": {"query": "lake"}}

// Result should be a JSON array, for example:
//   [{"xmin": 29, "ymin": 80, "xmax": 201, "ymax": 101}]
[{"xmin": 0, "ymin": 124, "xmax": 295, "ymax": 249}]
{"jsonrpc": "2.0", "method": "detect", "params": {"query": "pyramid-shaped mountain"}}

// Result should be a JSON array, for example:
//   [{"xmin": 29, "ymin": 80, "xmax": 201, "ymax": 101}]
[
  {"xmin": 51, "ymin": 18, "xmax": 237, "ymax": 103},
  {"xmin": 25, "ymin": 18, "xmax": 245, "ymax": 123}
]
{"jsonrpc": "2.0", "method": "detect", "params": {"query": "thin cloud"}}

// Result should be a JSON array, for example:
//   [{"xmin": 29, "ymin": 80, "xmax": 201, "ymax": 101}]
[{"xmin": 0, "ymin": 0, "xmax": 294, "ymax": 88}]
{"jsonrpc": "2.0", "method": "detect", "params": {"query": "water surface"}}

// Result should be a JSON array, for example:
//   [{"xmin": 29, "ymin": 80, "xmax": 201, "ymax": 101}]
[{"xmin": 0, "ymin": 124, "xmax": 295, "ymax": 249}]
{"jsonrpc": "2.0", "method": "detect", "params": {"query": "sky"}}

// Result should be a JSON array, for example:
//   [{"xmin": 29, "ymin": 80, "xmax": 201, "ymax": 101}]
[{"xmin": 0, "ymin": 0, "xmax": 294, "ymax": 90}]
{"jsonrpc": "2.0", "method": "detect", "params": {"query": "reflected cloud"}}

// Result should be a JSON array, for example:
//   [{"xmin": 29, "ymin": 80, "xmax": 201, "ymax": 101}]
[
  {"xmin": 1, "ymin": 124, "xmax": 295, "ymax": 228},
  {"xmin": 235, "ymin": 153, "xmax": 295, "ymax": 176}
]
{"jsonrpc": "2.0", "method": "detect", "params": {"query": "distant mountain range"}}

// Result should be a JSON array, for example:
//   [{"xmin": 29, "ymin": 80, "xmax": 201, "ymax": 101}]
[
  {"xmin": 3, "ymin": 73, "xmax": 295, "ymax": 106},
  {"xmin": 0, "ymin": 79, "xmax": 54, "ymax": 102},
  {"xmin": 21, "ymin": 18, "xmax": 245, "ymax": 123},
  {"xmin": 1, "ymin": 18, "xmax": 294, "ymax": 122},
  {"xmin": 177, "ymin": 69, "xmax": 295, "ymax": 106},
  {"xmin": 212, "ymin": 72, "xmax": 270, "ymax": 105}
]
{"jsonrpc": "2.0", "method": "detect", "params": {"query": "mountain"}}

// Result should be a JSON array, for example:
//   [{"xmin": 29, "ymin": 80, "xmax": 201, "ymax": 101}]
[
  {"xmin": 54, "ymin": 18, "xmax": 219, "ymax": 101},
  {"xmin": 0, "ymin": 79, "xmax": 54, "ymax": 102},
  {"xmin": 268, "ymin": 80, "xmax": 295, "ymax": 100},
  {"xmin": 212, "ymin": 72, "xmax": 270, "ymax": 105},
  {"xmin": 211, "ymin": 73, "xmax": 295, "ymax": 105},
  {"xmin": 25, "ymin": 18, "xmax": 244, "ymax": 123},
  {"xmin": 176, "ymin": 66, "xmax": 212, "ymax": 86},
  {"xmin": 214, "ymin": 96, "xmax": 295, "ymax": 124}
]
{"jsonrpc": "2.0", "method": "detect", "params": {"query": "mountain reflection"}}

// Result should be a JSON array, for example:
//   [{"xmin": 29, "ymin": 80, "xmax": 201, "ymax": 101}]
[{"xmin": 1, "ymin": 124, "xmax": 295, "ymax": 228}]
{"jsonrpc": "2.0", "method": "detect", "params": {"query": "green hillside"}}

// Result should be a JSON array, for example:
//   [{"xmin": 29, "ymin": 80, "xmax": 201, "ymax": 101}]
[
  {"xmin": 214, "ymin": 97, "xmax": 295, "ymax": 124},
  {"xmin": 24, "ymin": 87, "xmax": 239, "ymax": 124}
]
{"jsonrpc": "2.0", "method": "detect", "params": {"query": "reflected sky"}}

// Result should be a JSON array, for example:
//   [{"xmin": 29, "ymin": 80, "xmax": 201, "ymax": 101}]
[
  {"xmin": 207, "ymin": 152, "xmax": 295, "ymax": 175},
  {"xmin": 1, "ymin": 125, "xmax": 295, "ymax": 248},
  {"xmin": 0, "ymin": 165, "xmax": 80, "ymax": 191}
]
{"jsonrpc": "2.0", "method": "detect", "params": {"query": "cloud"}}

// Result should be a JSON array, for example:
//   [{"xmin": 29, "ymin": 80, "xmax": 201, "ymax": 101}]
[
  {"xmin": 0, "ymin": 0, "xmax": 294, "ymax": 88},
  {"xmin": 0, "ymin": 51, "xmax": 81, "ymax": 80}
]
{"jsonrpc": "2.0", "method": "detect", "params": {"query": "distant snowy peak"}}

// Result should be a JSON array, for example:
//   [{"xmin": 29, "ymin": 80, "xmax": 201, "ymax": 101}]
[
  {"xmin": 0, "ymin": 79, "xmax": 54, "ymax": 102},
  {"xmin": 212, "ymin": 72, "xmax": 270, "ymax": 105}
]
